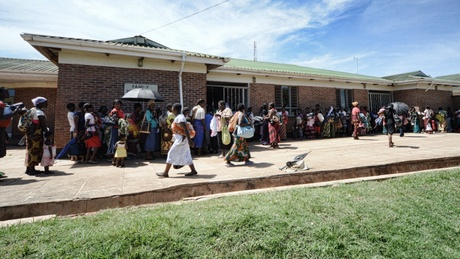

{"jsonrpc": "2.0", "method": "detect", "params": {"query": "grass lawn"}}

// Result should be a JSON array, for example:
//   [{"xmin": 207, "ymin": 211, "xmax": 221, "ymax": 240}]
[{"xmin": 1, "ymin": 168, "xmax": 460, "ymax": 258}]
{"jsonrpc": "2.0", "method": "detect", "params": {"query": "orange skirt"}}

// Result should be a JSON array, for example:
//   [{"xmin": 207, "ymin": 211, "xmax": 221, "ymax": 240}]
[{"xmin": 84, "ymin": 135, "xmax": 101, "ymax": 148}]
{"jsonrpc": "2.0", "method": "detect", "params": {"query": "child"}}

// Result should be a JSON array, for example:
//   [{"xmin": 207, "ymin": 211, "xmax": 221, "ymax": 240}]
[
  {"xmin": 114, "ymin": 134, "xmax": 127, "ymax": 167},
  {"xmin": 41, "ymin": 131, "xmax": 56, "ymax": 174},
  {"xmin": 295, "ymin": 111, "xmax": 304, "ymax": 139}
]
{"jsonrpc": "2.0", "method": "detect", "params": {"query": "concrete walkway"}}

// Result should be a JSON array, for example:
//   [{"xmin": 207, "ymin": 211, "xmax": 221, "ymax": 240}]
[{"xmin": 1, "ymin": 132, "xmax": 459, "ymax": 221}]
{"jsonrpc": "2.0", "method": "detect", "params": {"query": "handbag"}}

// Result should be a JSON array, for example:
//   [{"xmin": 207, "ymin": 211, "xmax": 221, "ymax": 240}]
[
  {"xmin": 236, "ymin": 125, "xmax": 255, "ymax": 138},
  {"xmin": 222, "ymin": 124, "xmax": 231, "ymax": 145},
  {"xmin": 139, "ymin": 114, "xmax": 151, "ymax": 134}
]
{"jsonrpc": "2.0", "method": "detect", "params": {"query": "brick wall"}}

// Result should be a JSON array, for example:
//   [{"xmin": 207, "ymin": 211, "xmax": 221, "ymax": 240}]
[
  {"xmin": 352, "ymin": 89, "xmax": 369, "ymax": 108},
  {"xmin": 298, "ymin": 86, "xmax": 337, "ymax": 110},
  {"xmin": 11, "ymin": 88, "xmax": 57, "ymax": 138},
  {"xmin": 53, "ymin": 64, "xmax": 206, "ymax": 148},
  {"xmin": 394, "ymin": 89, "xmax": 453, "ymax": 110},
  {"xmin": 250, "ymin": 83, "xmax": 275, "ymax": 114}
]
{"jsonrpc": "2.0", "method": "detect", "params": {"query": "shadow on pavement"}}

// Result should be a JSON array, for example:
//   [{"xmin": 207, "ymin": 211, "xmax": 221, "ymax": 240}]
[
  {"xmin": 34, "ymin": 170, "xmax": 73, "ymax": 177},
  {"xmin": 395, "ymin": 145, "xmax": 420, "ymax": 149},
  {"xmin": 0, "ymin": 178, "xmax": 40, "ymax": 186},
  {"xmin": 173, "ymin": 173, "xmax": 217, "ymax": 179}
]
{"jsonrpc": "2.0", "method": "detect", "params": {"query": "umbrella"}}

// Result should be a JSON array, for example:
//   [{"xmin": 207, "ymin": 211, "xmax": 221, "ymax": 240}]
[
  {"xmin": 389, "ymin": 102, "xmax": 409, "ymax": 116},
  {"xmin": 121, "ymin": 88, "xmax": 164, "ymax": 102}
]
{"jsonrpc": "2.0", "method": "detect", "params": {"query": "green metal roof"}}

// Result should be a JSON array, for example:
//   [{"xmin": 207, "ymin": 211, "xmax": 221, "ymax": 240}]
[
  {"xmin": 21, "ymin": 33, "xmax": 227, "ymax": 60},
  {"xmin": 382, "ymin": 71, "xmax": 430, "ymax": 81},
  {"xmin": 435, "ymin": 74, "xmax": 460, "ymax": 81},
  {"xmin": 0, "ymin": 57, "xmax": 58, "ymax": 73},
  {"xmin": 223, "ymin": 58, "xmax": 392, "ymax": 83}
]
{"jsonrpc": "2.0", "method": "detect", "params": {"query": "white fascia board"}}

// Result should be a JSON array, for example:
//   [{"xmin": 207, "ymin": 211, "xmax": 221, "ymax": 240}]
[
  {"xmin": 22, "ymin": 35, "xmax": 225, "ymax": 66},
  {"xmin": 0, "ymin": 71, "xmax": 57, "ymax": 82},
  {"xmin": 214, "ymin": 68, "xmax": 392, "ymax": 85}
]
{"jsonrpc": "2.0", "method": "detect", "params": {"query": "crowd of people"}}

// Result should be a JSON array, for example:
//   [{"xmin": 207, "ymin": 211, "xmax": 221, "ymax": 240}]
[{"xmin": 2, "ymin": 89, "xmax": 460, "ymax": 179}]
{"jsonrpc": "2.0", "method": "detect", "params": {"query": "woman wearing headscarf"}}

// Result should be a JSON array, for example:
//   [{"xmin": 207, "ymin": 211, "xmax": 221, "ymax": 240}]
[
  {"xmin": 144, "ymin": 100, "xmax": 158, "ymax": 160},
  {"xmin": 25, "ymin": 97, "xmax": 49, "ymax": 175},
  {"xmin": 107, "ymin": 100, "xmax": 124, "ymax": 164},
  {"xmin": 351, "ymin": 101, "xmax": 361, "ymax": 140}
]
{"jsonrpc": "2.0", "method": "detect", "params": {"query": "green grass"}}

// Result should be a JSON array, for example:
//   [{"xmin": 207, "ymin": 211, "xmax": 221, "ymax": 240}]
[{"xmin": 1, "ymin": 169, "xmax": 460, "ymax": 258}]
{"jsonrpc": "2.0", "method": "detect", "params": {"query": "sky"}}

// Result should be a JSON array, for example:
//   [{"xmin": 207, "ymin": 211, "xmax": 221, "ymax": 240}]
[{"xmin": 1, "ymin": 0, "xmax": 459, "ymax": 78}]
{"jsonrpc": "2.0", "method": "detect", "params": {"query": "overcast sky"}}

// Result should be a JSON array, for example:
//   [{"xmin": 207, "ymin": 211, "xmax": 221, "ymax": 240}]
[{"xmin": 1, "ymin": 0, "xmax": 459, "ymax": 77}]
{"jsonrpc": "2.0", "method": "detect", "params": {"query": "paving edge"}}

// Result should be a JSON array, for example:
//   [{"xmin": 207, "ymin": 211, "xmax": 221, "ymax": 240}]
[{"xmin": 1, "ymin": 156, "xmax": 460, "ymax": 221}]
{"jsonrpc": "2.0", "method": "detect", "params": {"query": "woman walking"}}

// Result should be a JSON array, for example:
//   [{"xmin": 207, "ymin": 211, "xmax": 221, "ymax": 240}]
[
  {"xmin": 156, "ymin": 103, "xmax": 198, "ymax": 177},
  {"xmin": 144, "ymin": 100, "xmax": 159, "ymax": 160},
  {"xmin": 25, "ymin": 97, "xmax": 49, "ymax": 175},
  {"xmin": 224, "ymin": 103, "xmax": 253, "ymax": 167}
]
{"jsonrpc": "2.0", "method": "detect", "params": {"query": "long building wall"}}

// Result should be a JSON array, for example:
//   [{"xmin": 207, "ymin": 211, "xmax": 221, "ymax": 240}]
[
  {"xmin": 53, "ymin": 64, "xmax": 206, "ymax": 148},
  {"xmin": 394, "ymin": 89, "xmax": 453, "ymax": 110}
]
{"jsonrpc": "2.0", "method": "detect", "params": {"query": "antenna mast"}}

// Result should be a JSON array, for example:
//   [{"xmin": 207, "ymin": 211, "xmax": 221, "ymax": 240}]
[{"xmin": 254, "ymin": 41, "xmax": 257, "ymax": 61}]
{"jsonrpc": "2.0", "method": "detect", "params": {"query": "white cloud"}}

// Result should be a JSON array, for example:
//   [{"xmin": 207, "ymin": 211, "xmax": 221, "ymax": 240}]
[{"xmin": 1, "ymin": 0, "xmax": 459, "ymax": 78}]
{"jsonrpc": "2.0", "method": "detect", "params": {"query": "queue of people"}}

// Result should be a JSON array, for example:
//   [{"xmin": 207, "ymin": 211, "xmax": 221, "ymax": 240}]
[{"xmin": 3, "ymin": 90, "xmax": 460, "ymax": 178}]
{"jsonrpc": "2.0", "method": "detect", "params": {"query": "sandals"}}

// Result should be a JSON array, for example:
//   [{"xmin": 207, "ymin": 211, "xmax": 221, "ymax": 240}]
[
  {"xmin": 184, "ymin": 171, "xmax": 198, "ymax": 176},
  {"xmin": 156, "ymin": 172, "xmax": 169, "ymax": 178}
]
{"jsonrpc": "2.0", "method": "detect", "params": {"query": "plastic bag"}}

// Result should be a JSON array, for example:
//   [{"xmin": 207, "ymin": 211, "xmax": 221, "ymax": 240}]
[{"xmin": 222, "ymin": 124, "xmax": 231, "ymax": 145}]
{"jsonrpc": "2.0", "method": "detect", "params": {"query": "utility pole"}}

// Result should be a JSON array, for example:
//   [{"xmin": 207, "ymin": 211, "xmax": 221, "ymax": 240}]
[{"xmin": 353, "ymin": 56, "xmax": 359, "ymax": 74}]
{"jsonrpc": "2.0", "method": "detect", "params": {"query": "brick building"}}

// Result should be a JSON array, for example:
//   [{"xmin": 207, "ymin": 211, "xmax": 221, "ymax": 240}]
[{"xmin": 1, "ymin": 33, "xmax": 459, "ymax": 148}]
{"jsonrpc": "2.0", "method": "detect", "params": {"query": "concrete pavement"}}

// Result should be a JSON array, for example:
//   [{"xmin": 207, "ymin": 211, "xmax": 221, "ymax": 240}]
[{"xmin": 1, "ymin": 132, "xmax": 459, "ymax": 221}]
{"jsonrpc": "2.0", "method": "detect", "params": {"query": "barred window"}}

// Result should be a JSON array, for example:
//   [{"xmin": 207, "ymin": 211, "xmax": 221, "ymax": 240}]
[{"xmin": 275, "ymin": 85, "xmax": 298, "ymax": 115}]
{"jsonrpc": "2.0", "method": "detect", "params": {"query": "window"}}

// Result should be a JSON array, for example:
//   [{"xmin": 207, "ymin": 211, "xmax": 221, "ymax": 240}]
[
  {"xmin": 335, "ymin": 89, "xmax": 353, "ymax": 108},
  {"xmin": 275, "ymin": 85, "xmax": 298, "ymax": 114}
]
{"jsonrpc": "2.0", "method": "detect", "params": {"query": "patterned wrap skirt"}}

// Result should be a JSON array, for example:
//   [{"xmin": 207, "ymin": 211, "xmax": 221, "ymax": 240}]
[
  {"xmin": 225, "ymin": 136, "xmax": 250, "ymax": 162},
  {"xmin": 25, "ymin": 125, "xmax": 44, "ymax": 167}
]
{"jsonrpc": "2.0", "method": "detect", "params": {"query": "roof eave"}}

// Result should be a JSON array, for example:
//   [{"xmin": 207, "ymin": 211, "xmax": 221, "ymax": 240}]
[
  {"xmin": 21, "ymin": 34, "xmax": 226, "ymax": 66},
  {"xmin": 215, "ymin": 67, "xmax": 392, "ymax": 85}
]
